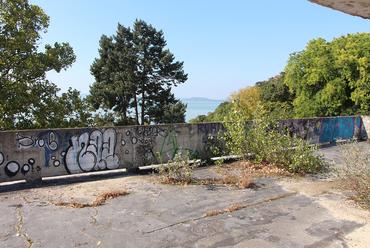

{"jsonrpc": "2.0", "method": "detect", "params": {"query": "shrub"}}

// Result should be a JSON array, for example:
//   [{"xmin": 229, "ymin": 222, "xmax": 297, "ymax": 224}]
[
  {"xmin": 156, "ymin": 150, "xmax": 199, "ymax": 183},
  {"xmin": 334, "ymin": 139, "xmax": 370, "ymax": 209},
  {"xmin": 215, "ymin": 102, "xmax": 325, "ymax": 173}
]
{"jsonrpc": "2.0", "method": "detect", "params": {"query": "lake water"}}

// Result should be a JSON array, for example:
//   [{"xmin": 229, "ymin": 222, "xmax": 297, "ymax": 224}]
[
  {"xmin": 183, "ymin": 101, "xmax": 224, "ymax": 122},
  {"xmin": 91, "ymin": 100, "xmax": 225, "ymax": 123}
]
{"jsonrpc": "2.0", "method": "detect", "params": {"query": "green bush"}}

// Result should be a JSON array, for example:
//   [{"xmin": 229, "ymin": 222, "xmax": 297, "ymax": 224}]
[
  {"xmin": 215, "ymin": 103, "xmax": 325, "ymax": 173},
  {"xmin": 156, "ymin": 150, "xmax": 199, "ymax": 182}
]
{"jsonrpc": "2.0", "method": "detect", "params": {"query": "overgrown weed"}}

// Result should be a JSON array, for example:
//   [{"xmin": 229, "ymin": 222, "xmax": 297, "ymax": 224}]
[
  {"xmin": 213, "ymin": 159, "xmax": 297, "ymax": 186},
  {"xmin": 205, "ymin": 204, "xmax": 245, "ymax": 218},
  {"xmin": 224, "ymin": 204, "xmax": 244, "ymax": 212},
  {"xmin": 205, "ymin": 210, "xmax": 223, "ymax": 217},
  {"xmin": 54, "ymin": 190, "xmax": 127, "ymax": 208},
  {"xmin": 334, "ymin": 139, "xmax": 370, "ymax": 209},
  {"xmin": 156, "ymin": 150, "xmax": 200, "ymax": 185},
  {"xmin": 240, "ymin": 171, "xmax": 255, "ymax": 189},
  {"xmin": 211, "ymin": 103, "xmax": 326, "ymax": 174},
  {"xmin": 218, "ymin": 169, "xmax": 255, "ymax": 189}
]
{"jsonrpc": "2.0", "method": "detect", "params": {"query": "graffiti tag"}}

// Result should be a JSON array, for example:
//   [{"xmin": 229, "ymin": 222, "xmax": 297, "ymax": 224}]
[{"xmin": 65, "ymin": 128, "xmax": 120, "ymax": 174}]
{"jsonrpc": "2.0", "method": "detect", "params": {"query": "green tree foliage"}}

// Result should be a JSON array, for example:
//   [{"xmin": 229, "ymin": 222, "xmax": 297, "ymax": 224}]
[
  {"xmin": 228, "ymin": 86, "xmax": 261, "ymax": 121},
  {"xmin": 215, "ymin": 105, "xmax": 325, "ymax": 173},
  {"xmin": 285, "ymin": 33, "xmax": 370, "ymax": 118},
  {"xmin": 149, "ymin": 100, "xmax": 187, "ymax": 124},
  {"xmin": 188, "ymin": 114, "xmax": 207, "ymax": 123},
  {"xmin": 188, "ymin": 101, "xmax": 232, "ymax": 123},
  {"xmin": 89, "ymin": 19, "xmax": 188, "ymax": 125},
  {"xmin": 50, "ymin": 88, "xmax": 94, "ymax": 128},
  {"xmin": 206, "ymin": 101, "xmax": 232, "ymax": 122},
  {"xmin": 257, "ymin": 72, "xmax": 294, "ymax": 120},
  {"xmin": 0, "ymin": 0, "xmax": 88, "ymax": 130}
]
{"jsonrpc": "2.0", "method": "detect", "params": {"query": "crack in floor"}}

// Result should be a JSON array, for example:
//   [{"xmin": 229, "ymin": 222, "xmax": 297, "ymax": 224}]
[
  {"xmin": 15, "ymin": 206, "xmax": 34, "ymax": 248},
  {"xmin": 19, "ymin": 193, "xmax": 31, "ymax": 204},
  {"xmin": 79, "ymin": 230, "xmax": 104, "ymax": 247},
  {"xmin": 91, "ymin": 206, "xmax": 98, "ymax": 225},
  {"xmin": 145, "ymin": 192, "xmax": 298, "ymax": 234}
]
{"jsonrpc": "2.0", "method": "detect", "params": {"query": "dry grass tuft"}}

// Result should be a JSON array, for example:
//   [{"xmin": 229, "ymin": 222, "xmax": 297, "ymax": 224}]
[
  {"xmin": 54, "ymin": 190, "xmax": 127, "ymax": 208},
  {"xmin": 340, "ymin": 173, "xmax": 370, "ymax": 209},
  {"xmin": 100, "ymin": 190, "xmax": 127, "ymax": 200},
  {"xmin": 240, "ymin": 171, "xmax": 255, "ymax": 189},
  {"xmin": 205, "ymin": 210, "xmax": 223, "ymax": 217},
  {"xmin": 239, "ymin": 160, "xmax": 293, "ymax": 177},
  {"xmin": 225, "ymin": 204, "xmax": 244, "ymax": 212},
  {"xmin": 217, "ymin": 168, "xmax": 255, "ymax": 189},
  {"xmin": 205, "ymin": 204, "xmax": 245, "ymax": 217},
  {"xmin": 334, "ymin": 139, "xmax": 370, "ymax": 209},
  {"xmin": 221, "ymin": 175, "xmax": 239, "ymax": 185},
  {"xmin": 158, "ymin": 177, "xmax": 191, "ymax": 186},
  {"xmin": 212, "ymin": 159, "xmax": 294, "ymax": 186}
]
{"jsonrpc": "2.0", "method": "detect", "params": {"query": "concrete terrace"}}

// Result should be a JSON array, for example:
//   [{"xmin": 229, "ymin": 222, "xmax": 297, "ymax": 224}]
[{"xmin": 0, "ymin": 141, "xmax": 369, "ymax": 247}]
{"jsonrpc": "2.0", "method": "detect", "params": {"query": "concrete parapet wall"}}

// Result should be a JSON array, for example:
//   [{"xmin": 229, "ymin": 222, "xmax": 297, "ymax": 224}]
[
  {"xmin": 279, "ymin": 116, "xmax": 365, "ymax": 143},
  {"xmin": 0, "ymin": 116, "xmax": 367, "ymax": 183}
]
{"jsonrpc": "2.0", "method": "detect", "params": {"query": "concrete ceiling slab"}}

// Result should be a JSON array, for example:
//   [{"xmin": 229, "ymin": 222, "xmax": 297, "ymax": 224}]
[{"xmin": 309, "ymin": 0, "xmax": 370, "ymax": 19}]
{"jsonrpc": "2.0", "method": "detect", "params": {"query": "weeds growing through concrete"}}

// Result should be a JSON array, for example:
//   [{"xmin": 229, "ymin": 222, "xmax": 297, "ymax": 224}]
[
  {"xmin": 54, "ymin": 190, "xmax": 127, "ymax": 208},
  {"xmin": 334, "ymin": 139, "xmax": 370, "ymax": 209},
  {"xmin": 212, "ymin": 103, "xmax": 326, "ymax": 174},
  {"xmin": 205, "ymin": 193, "xmax": 297, "ymax": 218},
  {"xmin": 219, "ymin": 170, "xmax": 255, "ymax": 189},
  {"xmin": 240, "ymin": 171, "xmax": 255, "ymax": 189},
  {"xmin": 156, "ymin": 150, "xmax": 199, "ymax": 184},
  {"xmin": 205, "ymin": 210, "xmax": 223, "ymax": 217},
  {"xmin": 224, "ymin": 204, "xmax": 244, "ymax": 212}
]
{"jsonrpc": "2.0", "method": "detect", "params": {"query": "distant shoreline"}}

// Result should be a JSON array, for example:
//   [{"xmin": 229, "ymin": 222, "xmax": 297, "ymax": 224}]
[{"xmin": 180, "ymin": 97, "xmax": 226, "ymax": 102}]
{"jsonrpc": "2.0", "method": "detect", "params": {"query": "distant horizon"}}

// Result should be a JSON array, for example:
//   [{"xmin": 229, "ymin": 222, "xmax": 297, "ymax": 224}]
[
  {"xmin": 79, "ymin": 93, "xmax": 227, "ymax": 102},
  {"xmin": 180, "ymin": 97, "xmax": 227, "ymax": 102}
]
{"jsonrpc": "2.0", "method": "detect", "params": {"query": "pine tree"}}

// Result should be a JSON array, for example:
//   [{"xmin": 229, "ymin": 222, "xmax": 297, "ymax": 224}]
[{"xmin": 89, "ymin": 19, "xmax": 187, "ymax": 125}]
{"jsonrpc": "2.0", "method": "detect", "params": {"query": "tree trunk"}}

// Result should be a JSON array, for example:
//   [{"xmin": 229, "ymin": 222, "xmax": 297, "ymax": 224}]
[
  {"xmin": 141, "ymin": 85, "xmax": 145, "ymax": 125},
  {"xmin": 134, "ymin": 94, "xmax": 139, "ymax": 125}
]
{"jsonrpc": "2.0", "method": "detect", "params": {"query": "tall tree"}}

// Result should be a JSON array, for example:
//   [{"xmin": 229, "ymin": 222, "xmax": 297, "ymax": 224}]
[
  {"xmin": 0, "ymin": 0, "xmax": 80, "ymax": 130},
  {"xmin": 285, "ymin": 33, "xmax": 370, "ymax": 118},
  {"xmin": 89, "ymin": 19, "xmax": 188, "ymax": 125},
  {"xmin": 89, "ymin": 25, "xmax": 137, "ymax": 125}
]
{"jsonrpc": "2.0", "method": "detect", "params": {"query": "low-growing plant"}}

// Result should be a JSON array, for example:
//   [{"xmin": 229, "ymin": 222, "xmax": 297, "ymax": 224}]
[
  {"xmin": 224, "ymin": 204, "xmax": 244, "ymax": 212},
  {"xmin": 334, "ymin": 139, "xmax": 370, "ymax": 209},
  {"xmin": 215, "ymin": 102, "xmax": 325, "ymax": 174},
  {"xmin": 54, "ymin": 190, "xmax": 127, "ymax": 208},
  {"xmin": 240, "ymin": 171, "xmax": 254, "ymax": 188},
  {"xmin": 205, "ymin": 204, "xmax": 245, "ymax": 218},
  {"xmin": 219, "ymin": 170, "xmax": 255, "ymax": 189},
  {"xmin": 156, "ymin": 150, "xmax": 200, "ymax": 183},
  {"xmin": 205, "ymin": 210, "xmax": 223, "ymax": 217}
]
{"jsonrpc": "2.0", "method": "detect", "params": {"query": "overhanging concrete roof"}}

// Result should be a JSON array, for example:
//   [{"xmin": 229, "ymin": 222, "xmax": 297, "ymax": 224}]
[{"xmin": 309, "ymin": 0, "xmax": 370, "ymax": 19}]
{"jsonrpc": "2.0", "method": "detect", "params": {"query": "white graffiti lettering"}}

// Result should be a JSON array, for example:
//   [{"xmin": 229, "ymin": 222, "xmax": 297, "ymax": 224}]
[
  {"xmin": 65, "ymin": 128, "xmax": 120, "ymax": 174},
  {"xmin": 16, "ymin": 134, "xmax": 34, "ymax": 148},
  {"xmin": 0, "ymin": 151, "xmax": 4, "ymax": 165}
]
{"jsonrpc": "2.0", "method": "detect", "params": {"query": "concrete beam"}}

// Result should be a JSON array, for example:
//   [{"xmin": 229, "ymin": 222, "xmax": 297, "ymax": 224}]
[{"xmin": 309, "ymin": 0, "xmax": 370, "ymax": 19}]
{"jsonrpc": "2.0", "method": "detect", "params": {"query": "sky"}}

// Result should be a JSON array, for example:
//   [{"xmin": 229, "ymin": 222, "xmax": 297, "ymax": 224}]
[{"xmin": 30, "ymin": 0, "xmax": 370, "ymax": 100}]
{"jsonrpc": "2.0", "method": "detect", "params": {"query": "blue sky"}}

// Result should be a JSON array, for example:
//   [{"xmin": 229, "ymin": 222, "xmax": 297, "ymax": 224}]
[{"xmin": 30, "ymin": 0, "xmax": 370, "ymax": 100}]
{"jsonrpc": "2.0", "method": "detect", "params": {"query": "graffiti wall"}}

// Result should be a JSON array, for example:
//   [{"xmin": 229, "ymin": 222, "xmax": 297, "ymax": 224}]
[
  {"xmin": 280, "ymin": 116, "xmax": 365, "ymax": 144},
  {"xmin": 0, "ymin": 116, "xmax": 368, "ymax": 182}
]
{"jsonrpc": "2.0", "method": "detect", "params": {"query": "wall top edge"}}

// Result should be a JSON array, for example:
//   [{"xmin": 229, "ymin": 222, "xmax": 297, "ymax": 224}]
[{"xmin": 0, "ymin": 116, "xmax": 366, "ymax": 133}]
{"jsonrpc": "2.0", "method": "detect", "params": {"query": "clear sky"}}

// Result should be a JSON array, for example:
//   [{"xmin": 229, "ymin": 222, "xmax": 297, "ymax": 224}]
[{"xmin": 30, "ymin": 0, "xmax": 370, "ymax": 100}]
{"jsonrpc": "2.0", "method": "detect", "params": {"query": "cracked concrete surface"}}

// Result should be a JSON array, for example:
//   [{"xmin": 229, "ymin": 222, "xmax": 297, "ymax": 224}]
[{"xmin": 0, "ymin": 143, "xmax": 369, "ymax": 247}]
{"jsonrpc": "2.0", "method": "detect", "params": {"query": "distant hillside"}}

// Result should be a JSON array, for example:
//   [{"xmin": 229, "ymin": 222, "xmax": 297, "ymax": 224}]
[{"xmin": 180, "ymin": 97, "xmax": 226, "ymax": 102}]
